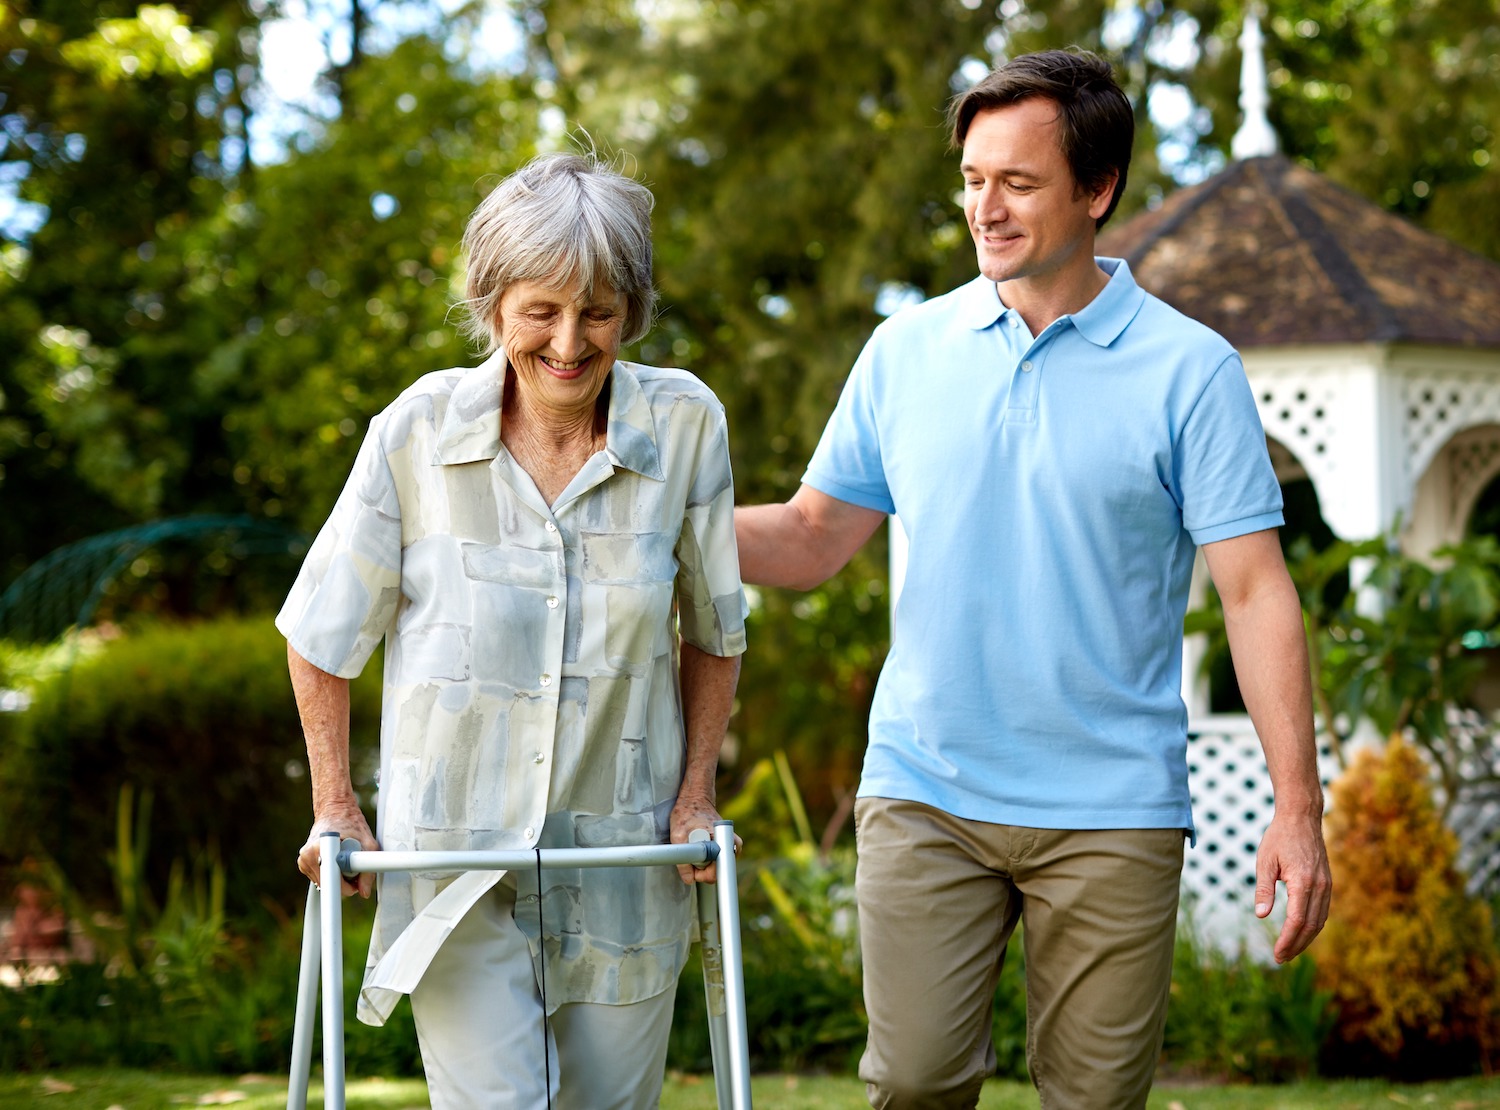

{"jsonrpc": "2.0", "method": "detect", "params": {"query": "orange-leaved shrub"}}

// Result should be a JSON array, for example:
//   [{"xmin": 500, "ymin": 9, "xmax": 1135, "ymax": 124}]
[{"xmin": 1317, "ymin": 735, "xmax": 1499, "ymax": 1077}]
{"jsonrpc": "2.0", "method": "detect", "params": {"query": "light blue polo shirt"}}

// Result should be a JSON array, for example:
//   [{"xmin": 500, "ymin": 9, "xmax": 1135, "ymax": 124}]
[{"xmin": 804, "ymin": 259, "xmax": 1282, "ymax": 834}]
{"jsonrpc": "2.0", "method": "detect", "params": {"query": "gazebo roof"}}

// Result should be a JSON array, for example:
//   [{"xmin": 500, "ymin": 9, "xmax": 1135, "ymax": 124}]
[{"xmin": 1097, "ymin": 154, "xmax": 1500, "ymax": 350}]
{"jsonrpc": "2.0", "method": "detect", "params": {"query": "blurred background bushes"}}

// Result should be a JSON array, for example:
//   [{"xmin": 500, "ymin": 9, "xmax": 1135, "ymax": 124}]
[{"xmin": 0, "ymin": 616, "xmax": 383, "ymax": 915}]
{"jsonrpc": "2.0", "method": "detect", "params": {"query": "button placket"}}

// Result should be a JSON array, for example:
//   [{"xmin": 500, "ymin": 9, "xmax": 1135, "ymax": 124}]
[{"xmin": 1006, "ymin": 338, "xmax": 1045, "ymax": 421}]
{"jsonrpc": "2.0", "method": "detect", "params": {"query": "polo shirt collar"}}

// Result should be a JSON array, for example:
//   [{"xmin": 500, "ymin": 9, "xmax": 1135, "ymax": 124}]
[
  {"xmin": 433, "ymin": 355, "xmax": 664, "ymax": 481},
  {"xmin": 958, "ymin": 275, "xmax": 1008, "ymax": 331},
  {"xmin": 957, "ymin": 257, "xmax": 1147, "ymax": 346},
  {"xmin": 1069, "ymin": 257, "xmax": 1146, "ymax": 348}
]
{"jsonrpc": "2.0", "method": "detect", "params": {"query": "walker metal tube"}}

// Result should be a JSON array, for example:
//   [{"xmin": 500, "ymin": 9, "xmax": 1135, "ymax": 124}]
[
  {"xmin": 697, "ymin": 882, "xmax": 733, "ymax": 1110},
  {"xmin": 336, "ymin": 842, "xmax": 717, "ymax": 875},
  {"xmin": 318, "ymin": 832, "xmax": 347, "ymax": 1110},
  {"xmin": 712, "ymin": 821, "xmax": 753, "ymax": 1109},
  {"xmin": 286, "ymin": 884, "xmax": 321, "ymax": 1110}
]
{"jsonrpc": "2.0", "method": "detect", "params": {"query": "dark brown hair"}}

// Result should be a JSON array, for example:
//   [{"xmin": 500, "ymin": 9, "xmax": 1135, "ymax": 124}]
[{"xmin": 948, "ymin": 49, "xmax": 1133, "ymax": 229}]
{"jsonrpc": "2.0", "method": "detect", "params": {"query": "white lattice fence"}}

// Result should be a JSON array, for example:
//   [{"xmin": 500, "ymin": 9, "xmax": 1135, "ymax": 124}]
[{"xmin": 1183, "ymin": 716, "xmax": 1340, "ymax": 955}]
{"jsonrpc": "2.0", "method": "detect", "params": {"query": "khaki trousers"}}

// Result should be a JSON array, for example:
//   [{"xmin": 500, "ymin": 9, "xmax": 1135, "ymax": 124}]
[
  {"xmin": 854, "ymin": 797, "xmax": 1183, "ymax": 1110},
  {"xmin": 409, "ymin": 881, "xmax": 676, "ymax": 1110}
]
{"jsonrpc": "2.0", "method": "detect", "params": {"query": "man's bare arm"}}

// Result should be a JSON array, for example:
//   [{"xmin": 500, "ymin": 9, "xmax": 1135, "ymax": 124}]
[
  {"xmin": 735, "ymin": 485, "xmax": 886, "ymax": 589},
  {"xmin": 1203, "ymin": 529, "xmax": 1331, "ymax": 962}
]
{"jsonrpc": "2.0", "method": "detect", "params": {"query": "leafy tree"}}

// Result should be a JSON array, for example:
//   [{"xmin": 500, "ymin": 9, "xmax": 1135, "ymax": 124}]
[
  {"xmin": 0, "ymin": 4, "xmax": 540, "ymax": 586},
  {"xmin": 216, "ymin": 35, "xmax": 540, "ymax": 534},
  {"xmin": 1166, "ymin": 0, "xmax": 1500, "ymax": 259},
  {"xmin": 0, "ymin": 1, "xmax": 260, "ymax": 587}
]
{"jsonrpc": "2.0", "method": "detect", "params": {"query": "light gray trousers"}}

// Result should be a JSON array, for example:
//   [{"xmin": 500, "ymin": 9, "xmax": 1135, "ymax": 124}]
[{"xmin": 409, "ymin": 881, "xmax": 676, "ymax": 1110}]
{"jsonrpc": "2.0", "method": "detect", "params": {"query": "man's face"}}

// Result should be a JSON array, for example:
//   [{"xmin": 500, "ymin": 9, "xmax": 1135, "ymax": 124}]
[{"xmin": 960, "ymin": 99, "xmax": 1116, "ymax": 288}]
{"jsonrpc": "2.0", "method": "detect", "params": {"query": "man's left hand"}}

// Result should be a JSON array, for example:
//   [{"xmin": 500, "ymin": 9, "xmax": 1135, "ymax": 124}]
[{"xmin": 1255, "ymin": 808, "xmax": 1332, "ymax": 963}]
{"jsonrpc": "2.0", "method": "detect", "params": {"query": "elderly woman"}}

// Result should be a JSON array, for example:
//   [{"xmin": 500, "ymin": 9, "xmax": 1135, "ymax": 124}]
[{"xmin": 277, "ymin": 152, "xmax": 746, "ymax": 1109}]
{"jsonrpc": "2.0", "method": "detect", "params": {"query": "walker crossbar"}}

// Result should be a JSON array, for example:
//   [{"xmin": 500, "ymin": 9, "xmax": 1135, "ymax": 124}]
[
  {"xmin": 338, "ymin": 842, "xmax": 718, "ymax": 874},
  {"xmin": 287, "ymin": 821, "xmax": 753, "ymax": 1110}
]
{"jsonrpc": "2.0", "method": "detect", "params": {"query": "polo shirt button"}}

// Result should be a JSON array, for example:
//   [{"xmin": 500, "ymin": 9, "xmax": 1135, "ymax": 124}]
[
  {"xmin": 540, "ymin": 674, "xmax": 552, "ymax": 687},
  {"xmin": 1021, "ymin": 360, "xmax": 1034, "ymax": 372},
  {"xmin": 546, "ymin": 595, "xmax": 560, "ymax": 609},
  {"xmin": 544, "ymin": 521, "xmax": 557, "ymax": 533}
]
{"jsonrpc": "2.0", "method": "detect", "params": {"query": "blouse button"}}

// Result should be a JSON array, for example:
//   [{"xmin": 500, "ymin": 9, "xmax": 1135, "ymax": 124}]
[
  {"xmin": 524, "ymin": 826, "xmax": 535, "ymax": 840},
  {"xmin": 540, "ymin": 674, "xmax": 552, "ymax": 687},
  {"xmin": 546, "ymin": 596, "xmax": 560, "ymax": 609},
  {"xmin": 533, "ymin": 751, "xmax": 545, "ymax": 764},
  {"xmin": 544, "ymin": 521, "xmax": 558, "ymax": 533}
]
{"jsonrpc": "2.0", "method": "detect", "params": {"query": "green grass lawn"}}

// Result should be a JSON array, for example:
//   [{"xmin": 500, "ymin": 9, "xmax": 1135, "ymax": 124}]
[{"xmin": 1, "ymin": 1070, "xmax": 1498, "ymax": 1109}]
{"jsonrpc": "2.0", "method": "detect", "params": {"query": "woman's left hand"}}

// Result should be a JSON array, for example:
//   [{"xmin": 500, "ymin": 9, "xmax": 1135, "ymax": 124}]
[{"xmin": 669, "ymin": 791, "xmax": 741, "ymax": 885}]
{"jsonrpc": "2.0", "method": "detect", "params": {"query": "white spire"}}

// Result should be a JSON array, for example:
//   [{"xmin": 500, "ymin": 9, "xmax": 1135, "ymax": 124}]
[{"xmin": 1232, "ymin": 3, "xmax": 1279, "ymax": 159}]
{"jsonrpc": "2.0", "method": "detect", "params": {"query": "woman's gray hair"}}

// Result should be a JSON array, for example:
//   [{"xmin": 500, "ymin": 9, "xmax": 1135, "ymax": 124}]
[{"xmin": 458, "ymin": 151, "xmax": 657, "ymax": 354}]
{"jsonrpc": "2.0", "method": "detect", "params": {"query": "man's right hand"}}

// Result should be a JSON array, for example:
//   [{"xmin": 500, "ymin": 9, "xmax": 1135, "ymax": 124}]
[{"xmin": 297, "ymin": 804, "xmax": 379, "ymax": 898}]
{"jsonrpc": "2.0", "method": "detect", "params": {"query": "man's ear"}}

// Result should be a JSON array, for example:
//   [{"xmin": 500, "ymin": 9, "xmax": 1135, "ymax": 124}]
[{"xmin": 1087, "ymin": 169, "xmax": 1120, "ymax": 221}]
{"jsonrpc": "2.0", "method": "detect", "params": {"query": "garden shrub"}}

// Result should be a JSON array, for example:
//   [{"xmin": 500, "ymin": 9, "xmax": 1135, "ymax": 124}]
[
  {"xmin": 1162, "ymin": 910, "xmax": 1333, "ymax": 1082},
  {"xmin": 0, "ymin": 615, "xmax": 382, "ymax": 915},
  {"xmin": 1317, "ymin": 735, "xmax": 1500, "ymax": 1078}
]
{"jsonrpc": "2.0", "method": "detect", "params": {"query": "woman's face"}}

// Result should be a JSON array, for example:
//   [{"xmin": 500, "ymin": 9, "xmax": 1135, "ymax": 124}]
[{"xmin": 497, "ymin": 276, "xmax": 626, "ymax": 422}]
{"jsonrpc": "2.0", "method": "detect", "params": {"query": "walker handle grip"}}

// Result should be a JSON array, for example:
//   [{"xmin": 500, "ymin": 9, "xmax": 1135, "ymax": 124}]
[
  {"xmin": 688, "ymin": 827, "xmax": 720, "ymax": 864},
  {"xmin": 336, "ymin": 837, "xmax": 362, "ymax": 879}
]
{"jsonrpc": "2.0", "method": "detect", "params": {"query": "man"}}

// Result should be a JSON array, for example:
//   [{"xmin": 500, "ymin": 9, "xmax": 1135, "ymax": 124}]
[{"xmin": 734, "ymin": 50, "xmax": 1331, "ymax": 1109}]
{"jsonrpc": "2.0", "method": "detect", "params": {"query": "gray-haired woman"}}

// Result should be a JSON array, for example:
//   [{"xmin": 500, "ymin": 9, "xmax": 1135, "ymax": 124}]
[{"xmin": 278, "ymin": 152, "xmax": 747, "ymax": 1108}]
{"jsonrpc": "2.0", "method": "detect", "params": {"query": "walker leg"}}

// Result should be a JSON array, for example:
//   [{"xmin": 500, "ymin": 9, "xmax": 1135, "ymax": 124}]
[
  {"xmin": 712, "ymin": 821, "xmax": 753, "ymax": 1109},
  {"xmin": 319, "ymin": 831, "xmax": 347, "ymax": 1110},
  {"xmin": 697, "ymin": 883, "xmax": 733, "ymax": 1110},
  {"xmin": 286, "ymin": 883, "xmax": 321, "ymax": 1110}
]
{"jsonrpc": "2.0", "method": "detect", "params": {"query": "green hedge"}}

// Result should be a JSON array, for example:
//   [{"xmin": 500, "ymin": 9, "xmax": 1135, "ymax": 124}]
[{"xmin": 0, "ymin": 617, "xmax": 382, "ymax": 914}]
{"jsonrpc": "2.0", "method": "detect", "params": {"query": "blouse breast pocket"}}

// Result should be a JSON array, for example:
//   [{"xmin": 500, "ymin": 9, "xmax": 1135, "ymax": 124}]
[{"xmin": 580, "ymin": 531, "xmax": 678, "ymax": 670}]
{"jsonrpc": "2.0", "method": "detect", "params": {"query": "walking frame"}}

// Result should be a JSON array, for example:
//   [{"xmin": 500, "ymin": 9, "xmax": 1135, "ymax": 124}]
[{"xmin": 286, "ymin": 821, "xmax": 753, "ymax": 1110}]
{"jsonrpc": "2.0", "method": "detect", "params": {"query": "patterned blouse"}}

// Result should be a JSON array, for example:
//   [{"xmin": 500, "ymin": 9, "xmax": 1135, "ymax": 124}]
[{"xmin": 276, "ymin": 355, "xmax": 748, "ymax": 1025}]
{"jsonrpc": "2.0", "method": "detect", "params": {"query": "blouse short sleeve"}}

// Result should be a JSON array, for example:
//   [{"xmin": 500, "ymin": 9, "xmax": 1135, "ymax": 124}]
[
  {"xmin": 674, "ymin": 402, "xmax": 748, "ymax": 658},
  {"xmin": 275, "ymin": 417, "xmax": 403, "ymax": 678}
]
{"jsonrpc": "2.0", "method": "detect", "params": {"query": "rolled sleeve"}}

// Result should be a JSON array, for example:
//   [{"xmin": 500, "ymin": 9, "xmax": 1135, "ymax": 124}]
[
  {"xmin": 276, "ymin": 418, "xmax": 403, "ymax": 678},
  {"xmin": 675, "ymin": 405, "xmax": 747, "ymax": 657}
]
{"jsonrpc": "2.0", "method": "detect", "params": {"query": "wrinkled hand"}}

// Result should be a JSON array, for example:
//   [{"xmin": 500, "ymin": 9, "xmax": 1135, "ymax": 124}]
[
  {"xmin": 297, "ymin": 803, "xmax": 379, "ymax": 899},
  {"xmin": 669, "ymin": 791, "xmax": 740, "ymax": 886},
  {"xmin": 1255, "ymin": 808, "xmax": 1332, "ymax": 963}
]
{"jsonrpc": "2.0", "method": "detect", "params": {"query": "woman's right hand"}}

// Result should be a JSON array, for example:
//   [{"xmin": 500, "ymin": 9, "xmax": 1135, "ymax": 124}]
[{"xmin": 297, "ymin": 803, "xmax": 380, "ymax": 898}]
